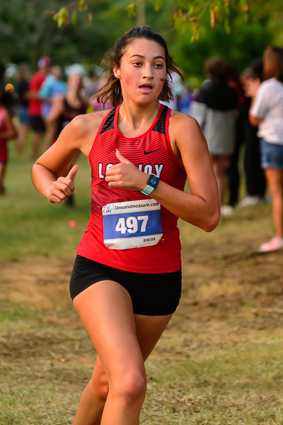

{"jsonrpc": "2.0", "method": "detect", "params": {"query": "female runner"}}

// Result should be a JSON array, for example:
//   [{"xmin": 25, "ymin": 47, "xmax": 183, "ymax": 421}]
[{"xmin": 32, "ymin": 26, "xmax": 220, "ymax": 425}]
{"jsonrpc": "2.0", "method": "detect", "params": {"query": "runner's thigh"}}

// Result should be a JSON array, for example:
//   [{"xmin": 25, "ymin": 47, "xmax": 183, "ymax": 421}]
[{"xmin": 73, "ymin": 280, "xmax": 145, "ymax": 378}]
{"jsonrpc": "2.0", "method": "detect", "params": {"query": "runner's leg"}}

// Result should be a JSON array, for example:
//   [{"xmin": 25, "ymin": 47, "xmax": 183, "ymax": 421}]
[
  {"xmin": 264, "ymin": 168, "xmax": 283, "ymax": 237},
  {"xmin": 211, "ymin": 154, "xmax": 229, "ymax": 205},
  {"xmin": 0, "ymin": 163, "xmax": 6, "ymax": 194},
  {"xmin": 72, "ymin": 280, "xmax": 173, "ymax": 425}
]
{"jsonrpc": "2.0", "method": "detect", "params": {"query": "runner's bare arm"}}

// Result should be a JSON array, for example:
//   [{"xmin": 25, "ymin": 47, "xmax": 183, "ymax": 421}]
[
  {"xmin": 156, "ymin": 113, "xmax": 220, "ymax": 231},
  {"xmin": 31, "ymin": 112, "xmax": 105, "ymax": 202},
  {"xmin": 106, "ymin": 113, "xmax": 220, "ymax": 232}
]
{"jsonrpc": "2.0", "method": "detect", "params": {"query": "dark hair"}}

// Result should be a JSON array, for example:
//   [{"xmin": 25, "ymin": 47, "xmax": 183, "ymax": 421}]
[
  {"xmin": 263, "ymin": 46, "xmax": 283, "ymax": 82},
  {"xmin": 204, "ymin": 57, "xmax": 229, "ymax": 83},
  {"xmin": 250, "ymin": 59, "xmax": 263, "ymax": 82},
  {"xmin": 0, "ymin": 87, "xmax": 17, "ymax": 114},
  {"xmin": 96, "ymin": 26, "xmax": 184, "ymax": 107}
]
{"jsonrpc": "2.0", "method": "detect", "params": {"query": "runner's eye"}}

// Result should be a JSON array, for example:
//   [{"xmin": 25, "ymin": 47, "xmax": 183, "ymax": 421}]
[
  {"xmin": 155, "ymin": 63, "xmax": 163, "ymax": 69},
  {"xmin": 133, "ymin": 62, "xmax": 142, "ymax": 67}
]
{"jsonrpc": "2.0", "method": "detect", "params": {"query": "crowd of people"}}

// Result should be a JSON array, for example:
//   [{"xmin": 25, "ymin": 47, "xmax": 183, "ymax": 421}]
[
  {"xmin": 189, "ymin": 49, "xmax": 283, "ymax": 252},
  {"xmin": 0, "ymin": 42, "xmax": 283, "ymax": 253},
  {"xmin": 0, "ymin": 56, "xmax": 105, "ymax": 198}
]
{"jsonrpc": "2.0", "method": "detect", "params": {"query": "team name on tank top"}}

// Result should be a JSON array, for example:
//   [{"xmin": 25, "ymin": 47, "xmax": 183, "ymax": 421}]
[{"xmin": 88, "ymin": 104, "xmax": 187, "ymax": 217}]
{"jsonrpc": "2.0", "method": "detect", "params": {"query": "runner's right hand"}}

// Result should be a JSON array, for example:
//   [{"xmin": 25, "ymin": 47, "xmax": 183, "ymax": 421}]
[{"xmin": 46, "ymin": 165, "xmax": 78, "ymax": 203}]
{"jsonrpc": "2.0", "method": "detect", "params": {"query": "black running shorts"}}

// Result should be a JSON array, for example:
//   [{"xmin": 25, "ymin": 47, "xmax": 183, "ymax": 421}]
[{"xmin": 70, "ymin": 255, "xmax": 182, "ymax": 316}]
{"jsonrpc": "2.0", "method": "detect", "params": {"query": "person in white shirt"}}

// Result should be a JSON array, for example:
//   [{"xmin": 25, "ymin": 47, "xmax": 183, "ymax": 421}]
[{"xmin": 246, "ymin": 46, "xmax": 283, "ymax": 252}]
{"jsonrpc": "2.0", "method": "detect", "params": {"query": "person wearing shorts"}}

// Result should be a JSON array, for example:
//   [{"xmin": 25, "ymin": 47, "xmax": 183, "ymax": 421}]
[
  {"xmin": 32, "ymin": 26, "xmax": 220, "ymax": 425},
  {"xmin": 15, "ymin": 64, "xmax": 31, "ymax": 158},
  {"xmin": 189, "ymin": 57, "xmax": 239, "ymax": 210},
  {"xmin": 247, "ymin": 46, "xmax": 283, "ymax": 252},
  {"xmin": 0, "ymin": 88, "xmax": 17, "ymax": 194},
  {"xmin": 28, "ymin": 56, "xmax": 51, "ymax": 158}
]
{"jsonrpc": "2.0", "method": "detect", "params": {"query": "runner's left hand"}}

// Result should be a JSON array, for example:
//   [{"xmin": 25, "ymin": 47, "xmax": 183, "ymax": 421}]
[{"xmin": 105, "ymin": 149, "xmax": 148, "ymax": 191}]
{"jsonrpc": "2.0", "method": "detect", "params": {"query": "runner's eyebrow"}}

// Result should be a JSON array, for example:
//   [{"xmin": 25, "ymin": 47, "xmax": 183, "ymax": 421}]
[{"xmin": 130, "ymin": 54, "xmax": 165, "ymax": 60}]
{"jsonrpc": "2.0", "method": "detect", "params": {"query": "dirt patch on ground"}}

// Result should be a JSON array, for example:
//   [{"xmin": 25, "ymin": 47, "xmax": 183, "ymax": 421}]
[
  {"xmin": 1, "ymin": 241, "xmax": 283, "ymax": 425},
  {"xmin": 1, "ymin": 241, "xmax": 283, "ymax": 325},
  {"xmin": 0, "ymin": 256, "xmax": 74, "ymax": 309}
]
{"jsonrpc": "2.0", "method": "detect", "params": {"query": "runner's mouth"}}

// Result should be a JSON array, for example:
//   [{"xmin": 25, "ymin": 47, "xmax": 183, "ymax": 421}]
[{"xmin": 139, "ymin": 84, "xmax": 154, "ymax": 92}]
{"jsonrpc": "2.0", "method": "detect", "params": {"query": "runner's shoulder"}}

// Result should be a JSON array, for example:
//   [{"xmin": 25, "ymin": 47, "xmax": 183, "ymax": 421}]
[
  {"xmin": 169, "ymin": 110, "xmax": 200, "ymax": 134},
  {"xmin": 66, "ymin": 109, "xmax": 110, "ymax": 138}
]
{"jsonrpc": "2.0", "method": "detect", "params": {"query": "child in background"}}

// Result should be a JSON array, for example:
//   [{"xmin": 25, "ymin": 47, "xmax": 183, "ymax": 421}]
[{"xmin": 0, "ymin": 86, "xmax": 17, "ymax": 194}]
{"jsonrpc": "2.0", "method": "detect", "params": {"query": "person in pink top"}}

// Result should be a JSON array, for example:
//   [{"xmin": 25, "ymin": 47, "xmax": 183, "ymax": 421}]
[
  {"xmin": 0, "ymin": 86, "xmax": 17, "ymax": 194},
  {"xmin": 32, "ymin": 27, "xmax": 220, "ymax": 424}
]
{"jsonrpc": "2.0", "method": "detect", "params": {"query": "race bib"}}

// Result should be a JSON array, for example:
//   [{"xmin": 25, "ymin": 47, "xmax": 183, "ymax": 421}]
[{"xmin": 102, "ymin": 199, "xmax": 163, "ymax": 250}]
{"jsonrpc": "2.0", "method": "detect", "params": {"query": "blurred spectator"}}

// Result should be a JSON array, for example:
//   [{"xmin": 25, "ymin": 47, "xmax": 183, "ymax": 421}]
[
  {"xmin": 246, "ymin": 46, "xmax": 283, "ymax": 252},
  {"xmin": 0, "ymin": 62, "xmax": 6, "ymax": 91},
  {"xmin": 47, "ymin": 73, "xmax": 88, "ymax": 140},
  {"xmin": 161, "ymin": 71, "xmax": 183, "ymax": 111},
  {"xmin": 15, "ymin": 63, "xmax": 31, "ymax": 158},
  {"xmin": 89, "ymin": 74, "xmax": 112, "ymax": 112},
  {"xmin": 0, "ymin": 84, "xmax": 18, "ymax": 194},
  {"xmin": 178, "ymin": 84, "xmax": 193, "ymax": 114},
  {"xmin": 189, "ymin": 57, "xmax": 239, "ymax": 212},
  {"xmin": 28, "ymin": 56, "xmax": 51, "ymax": 159},
  {"xmin": 83, "ymin": 68, "xmax": 98, "ymax": 99},
  {"xmin": 226, "ymin": 64, "xmax": 246, "ymax": 207},
  {"xmin": 46, "ymin": 73, "xmax": 88, "ymax": 205},
  {"xmin": 39, "ymin": 65, "xmax": 67, "ymax": 150},
  {"xmin": 238, "ymin": 59, "xmax": 267, "ymax": 207},
  {"xmin": 39, "ymin": 66, "xmax": 67, "ymax": 119}
]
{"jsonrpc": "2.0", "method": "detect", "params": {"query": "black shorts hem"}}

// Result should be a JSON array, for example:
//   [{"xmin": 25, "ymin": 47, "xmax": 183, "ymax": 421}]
[{"xmin": 70, "ymin": 255, "xmax": 182, "ymax": 316}]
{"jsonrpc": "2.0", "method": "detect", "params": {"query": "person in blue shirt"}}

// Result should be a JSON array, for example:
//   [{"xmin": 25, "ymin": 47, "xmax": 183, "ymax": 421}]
[{"xmin": 39, "ymin": 66, "xmax": 67, "ymax": 150}]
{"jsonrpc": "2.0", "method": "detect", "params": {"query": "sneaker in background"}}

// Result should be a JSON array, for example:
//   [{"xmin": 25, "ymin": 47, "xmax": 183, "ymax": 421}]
[
  {"xmin": 238, "ymin": 196, "xmax": 264, "ymax": 207},
  {"xmin": 259, "ymin": 236, "xmax": 283, "ymax": 253},
  {"xmin": 220, "ymin": 205, "xmax": 234, "ymax": 217}
]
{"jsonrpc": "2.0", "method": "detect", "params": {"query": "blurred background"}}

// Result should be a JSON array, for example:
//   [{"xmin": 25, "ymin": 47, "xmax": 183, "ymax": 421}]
[{"xmin": 1, "ymin": 0, "xmax": 283, "ymax": 87}]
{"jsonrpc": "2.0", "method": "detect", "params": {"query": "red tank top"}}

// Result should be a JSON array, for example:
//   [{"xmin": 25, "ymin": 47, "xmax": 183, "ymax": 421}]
[{"xmin": 77, "ymin": 104, "xmax": 187, "ymax": 273}]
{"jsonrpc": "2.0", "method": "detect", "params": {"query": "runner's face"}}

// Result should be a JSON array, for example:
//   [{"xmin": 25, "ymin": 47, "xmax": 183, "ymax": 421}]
[{"xmin": 113, "ymin": 38, "xmax": 167, "ymax": 104}]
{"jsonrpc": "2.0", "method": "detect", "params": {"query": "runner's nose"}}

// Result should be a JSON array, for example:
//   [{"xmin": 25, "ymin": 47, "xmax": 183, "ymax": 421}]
[{"xmin": 142, "ymin": 64, "xmax": 154, "ymax": 79}]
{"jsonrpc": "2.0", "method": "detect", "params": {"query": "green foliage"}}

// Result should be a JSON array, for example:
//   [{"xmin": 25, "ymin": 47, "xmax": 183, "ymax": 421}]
[
  {"xmin": 0, "ymin": 0, "xmax": 137, "ymax": 69},
  {"xmin": 125, "ymin": 3, "xmax": 136, "ymax": 18},
  {"xmin": 0, "ymin": 0, "xmax": 282, "ymax": 82},
  {"xmin": 53, "ymin": 7, "xmax": 69, "ymax": 27},
  {"xmin": 153, "ymin": 0, "xmax": 163, "ymax": 12},
  {"xmin": 173, "ymin": 6, "xmax": 274, "ymax": 85}
]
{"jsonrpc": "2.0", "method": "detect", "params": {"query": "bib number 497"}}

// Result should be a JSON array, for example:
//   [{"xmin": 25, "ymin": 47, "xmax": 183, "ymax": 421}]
[
  {"xmin": 115, "ymin": 215, "xmax": 148, "ymax": 235},
  {"xmin": 102, "ymin": 199, "xmax": 163, "ymax": 250}
]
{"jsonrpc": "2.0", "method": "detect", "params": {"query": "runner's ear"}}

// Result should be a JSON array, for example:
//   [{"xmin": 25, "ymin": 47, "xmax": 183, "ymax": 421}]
[{"xmin": 112, "ymin": 63, "xmax": 120, "ymax": 79}]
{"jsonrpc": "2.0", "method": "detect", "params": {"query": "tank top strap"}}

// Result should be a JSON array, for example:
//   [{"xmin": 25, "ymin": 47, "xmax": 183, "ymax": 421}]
[
  {"xmin": 99, "ymin": 107, "xmax": 117, "ymax": 135},
  {"xmin": 152, "ymin": 105, "xmax": 170, "ymax": 135}
]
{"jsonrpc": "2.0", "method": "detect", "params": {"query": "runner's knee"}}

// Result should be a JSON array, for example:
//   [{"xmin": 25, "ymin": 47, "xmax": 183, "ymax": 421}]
[
  {"xmin": 89, "ymin": 372, "xmax": 109, "ymax": 401},
  {"xmin": 111, "ymin": 368, "xmax": 147, "ymax": 404}
]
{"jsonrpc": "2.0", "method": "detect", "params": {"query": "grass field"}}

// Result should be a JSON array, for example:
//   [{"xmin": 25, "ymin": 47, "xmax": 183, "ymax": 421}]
[{"xmin": 1, "ymin": 141, "xmax": 283, "ymax": 424}]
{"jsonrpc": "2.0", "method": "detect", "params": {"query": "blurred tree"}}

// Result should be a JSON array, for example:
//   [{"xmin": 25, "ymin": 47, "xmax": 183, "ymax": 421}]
[
  {"xmin": 0, "ymin": 0, "xmax": 282, "ymax": 85},
  {"xmin": 0, "ymin": 0, "xmax": 175, "ymax": 70},
  {"xmin": 173, "ymin": 7, "xmax": 275, "ymax": 85},
  {"xmin": 0, "ymin": 0, "xmax": 136, "ymax": 70},
  {"xmin": 51, "ymin": 0, "xmax": 251, "ymax": 35}
]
